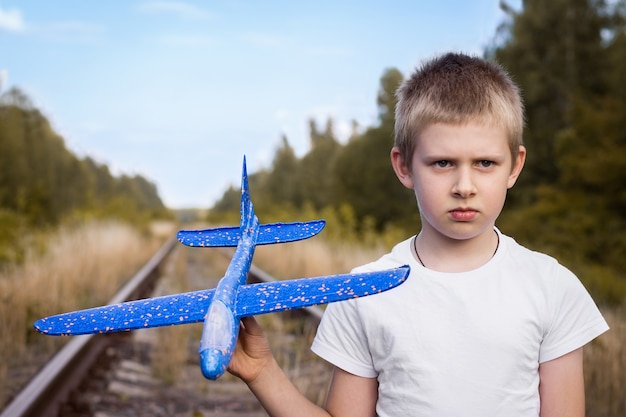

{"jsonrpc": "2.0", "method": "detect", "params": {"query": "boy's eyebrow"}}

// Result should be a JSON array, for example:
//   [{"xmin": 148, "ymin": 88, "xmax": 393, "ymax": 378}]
[{"xmin": 419, "ymin": 151, "xmax": 508, "ymax": 160}]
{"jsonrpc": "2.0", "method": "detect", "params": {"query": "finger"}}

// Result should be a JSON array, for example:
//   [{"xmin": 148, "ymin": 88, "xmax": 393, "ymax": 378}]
[{"xmin": 240, "ymin": 316, "xmax": 264, "ymax": 336}]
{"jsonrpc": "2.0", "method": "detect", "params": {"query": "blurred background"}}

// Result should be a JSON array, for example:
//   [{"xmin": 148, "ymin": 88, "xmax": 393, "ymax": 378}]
[
  {"xmin": 1, "ymin": 0, "xmax": 514, "ymax": 208},
  {"xmin": 1, "ymin": 1, "xmax": 626, "ymax": 415}
]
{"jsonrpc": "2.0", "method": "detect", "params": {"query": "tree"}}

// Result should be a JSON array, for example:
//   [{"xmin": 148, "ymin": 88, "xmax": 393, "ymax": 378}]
[
  {"xmin": 0, "ymin": 87, "xmax": 167, "ymax": 227},
  {"xmin": 295, "ymin": 118, "xmax": 341, "ymax": 210},
  {"xmin": 262, "ymin": 135, "xmax": 299, "ymax": 206},
  {"xmin": 491, "ymin": 0, "xmax": 611, "ymax": 195},
  {"xmin": 491, "ymin": 0, "xmax": 626, "ymax": 305},
  {"xmin": 332, "ymin": 68, "xmax": 415, "ymax": 230},
  {"xmin": 377, "ymin": 68, "xmax": 403, "ymax": 127}
]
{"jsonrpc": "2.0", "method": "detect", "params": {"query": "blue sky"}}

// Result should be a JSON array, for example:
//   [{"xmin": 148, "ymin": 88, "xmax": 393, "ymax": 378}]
[{"xmin": 0, "ymin": 1, "xmax": 519, "ymax": 208}]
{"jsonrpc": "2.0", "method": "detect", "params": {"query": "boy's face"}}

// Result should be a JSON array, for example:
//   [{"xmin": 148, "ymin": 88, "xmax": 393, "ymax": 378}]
[{"xmin": 391, "ymin": 122, "xmax": 525, "ymax": 242}]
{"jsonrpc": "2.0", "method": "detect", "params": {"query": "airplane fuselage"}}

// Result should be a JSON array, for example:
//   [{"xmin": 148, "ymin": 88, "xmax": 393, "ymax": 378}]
[
  {"xmin": 198, "ymin": 212, "xmax": 259, "ymax": 379},
  {"xmin": 33, "ymin": 157, "xmax": 410, "ymax": 382}
]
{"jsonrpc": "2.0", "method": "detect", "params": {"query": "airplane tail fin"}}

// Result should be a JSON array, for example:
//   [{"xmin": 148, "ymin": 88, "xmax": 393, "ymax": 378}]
[
  {"xmin": 177, "ymin": 156, "xmax": 326, "ymax": 248},
  {"xmin": 240, "ymin": 156, "xmax": 254, "ymax": 231}
]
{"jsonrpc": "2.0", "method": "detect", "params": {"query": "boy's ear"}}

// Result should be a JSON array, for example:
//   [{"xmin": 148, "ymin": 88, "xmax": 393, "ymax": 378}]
[
  {"xmin": 507, "ymin": 145, "xmax": 527, "ymax": 189},
  {"xmin": 390, "ymin": 147, "xmax": 414, "ymax": 189}
]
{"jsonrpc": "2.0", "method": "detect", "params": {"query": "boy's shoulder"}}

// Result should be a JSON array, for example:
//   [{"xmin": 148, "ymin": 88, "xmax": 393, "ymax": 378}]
[{"xmin": 352, "ymin": 231, "xmax": 569, "ymax": 280}]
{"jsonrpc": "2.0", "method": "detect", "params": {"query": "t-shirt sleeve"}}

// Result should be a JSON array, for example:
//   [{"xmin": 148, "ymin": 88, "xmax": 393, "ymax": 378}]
[
  {"xmin": 539, "ymin": 263, "xmax": 609, "ymax": 363},
  {"xmin": 311, "ymin": 298, "xmax": 378, "ymax": 378}
]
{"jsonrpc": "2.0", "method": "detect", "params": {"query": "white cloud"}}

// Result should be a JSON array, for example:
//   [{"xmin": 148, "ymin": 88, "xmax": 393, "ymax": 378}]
[
  {"xmin": 0, "ymin": 7, "xmax": 25, "ymax": 32},
  {"xmin": 137, "ymin": 1, "xmax": 213, "ymax": 21},
  {"xmin": 0, "ymin": 7, "xmax": 103, "ymax": 44}
]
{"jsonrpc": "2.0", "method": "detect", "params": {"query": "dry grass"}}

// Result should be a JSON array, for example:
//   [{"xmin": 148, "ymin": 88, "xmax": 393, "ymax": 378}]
[
  {"xmin": 118, "ymin": 228, "xmax": 626, "ymax": 413},
  {"xmin": 584, "ymin": 307, "xmax": 626, "ymax": 417},
  {"xmin": 147, "ymin": 244, "xmax": 231, "ymax": 386},
  {"xmin": 252, "ymin": 237, "xmax": 388, "ymax": 279},
  {"xmin": 0, "ymin": 220, "xmax": 163, "ymax": 407},
  {"xmin": 150, "ymin": 246, "xmax": 194, "ymax": 384},
  {"xmin": 252, "ymin": 237, "xmax": 389, "ymax": 404},
  {"xmin": 143, "ymin": 238, "xmax": 356, "ymax": 400},
  {"xmin": 7, "ymin": 222, "xmax": 621, "ymax": 413},
  {"xmin": 254, "ymin": 236, "xmax": 626, "ymax": 414}
]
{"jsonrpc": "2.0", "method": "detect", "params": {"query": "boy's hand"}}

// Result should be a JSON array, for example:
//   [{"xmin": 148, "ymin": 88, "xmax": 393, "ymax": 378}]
[
  {"xmin": 228, "ymin": 316, "xmax": 274, "ymax": 384},
  {"xmin": 229, "ymin": 316, "xmax": 332, "ymax": 417}
]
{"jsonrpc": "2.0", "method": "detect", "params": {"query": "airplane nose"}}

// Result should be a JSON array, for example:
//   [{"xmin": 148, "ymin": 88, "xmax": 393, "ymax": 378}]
[
  {"xmin": 199, "ymin": 347, "xmax": 231, "ymax": 379},
  {"xmin": 198, "ymin": 299, "xmax": 239, "ymax": 380}
]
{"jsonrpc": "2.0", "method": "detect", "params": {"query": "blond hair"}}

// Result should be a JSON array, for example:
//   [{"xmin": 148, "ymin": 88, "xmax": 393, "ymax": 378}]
[{"xmin": 394, "ymin": 52, "xmax": 524, "ymax": 168}]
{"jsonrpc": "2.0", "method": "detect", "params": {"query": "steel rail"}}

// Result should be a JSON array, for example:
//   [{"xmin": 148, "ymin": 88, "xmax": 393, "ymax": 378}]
[
  {"xmin": 0, "ymin": 237, "xmax": 177, "ymax": 417},
  {"xmin": 215, "ymin": 247, "xmax": 325, "ymax": 323},
  {"xmin": 2, "ymin": 238, "xmax": 325, "ymax": 417}
]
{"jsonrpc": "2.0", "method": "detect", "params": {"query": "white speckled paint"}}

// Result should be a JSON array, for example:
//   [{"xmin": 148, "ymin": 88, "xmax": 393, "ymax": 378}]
[{"xmin": 34, "ymin": 157, "xmax": 410, "ymax": 380}]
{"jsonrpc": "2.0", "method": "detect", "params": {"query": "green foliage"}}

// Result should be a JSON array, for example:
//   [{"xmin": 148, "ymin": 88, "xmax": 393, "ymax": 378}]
[
  {"xmin": 0, "ymin": 87, "xmax": 170, "ymax": 262},
  {"xmin": 296, "ymin": 119, "xmax": 342, "ymax": 210},
  {"xmin": 209, "ymin": 1, "xmax": 626, "ymax": 306},
  {"xmin": 0, "ymin": 209, "xmax": 27, "ymax": 264},
  {"xmin": 493, "ymin": 0, "xmax": 626, "ymax": 305},
  {"xmin": 491, "ymin": 0, "xmax": 612, "ymax": 195},
  {"xmin": 263, "ymin": 135, "xmax": 299, "ymax": 207},
  {"xmin": 575, "ymin": 264, "xmax": 626, "ymax": 307},
  {"xmin": 376, "ymin": 68, "xmax": 403, "ymax": 126},
  {"xmin": 332, "ymin": 125, "xmax": 415, "ymax": 230},
  {"xmin": 210, "ymin": 185, "xmax": 241, "ymax": 216}
]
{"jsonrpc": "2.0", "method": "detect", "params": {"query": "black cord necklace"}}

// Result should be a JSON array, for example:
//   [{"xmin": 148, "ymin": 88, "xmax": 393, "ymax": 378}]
[
  {"xmin": 413, "ymin": 230, "xmax": 500, "ymax": 268},
  {"xmin": 413, "ymin": 237, "xmax": 426, "ymax": 266}
]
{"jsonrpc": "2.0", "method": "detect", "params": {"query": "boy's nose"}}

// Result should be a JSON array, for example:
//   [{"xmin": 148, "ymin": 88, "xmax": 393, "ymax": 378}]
[{"xmin": 452, "ymin": 169, "xmax": 477, "ymax": 198}]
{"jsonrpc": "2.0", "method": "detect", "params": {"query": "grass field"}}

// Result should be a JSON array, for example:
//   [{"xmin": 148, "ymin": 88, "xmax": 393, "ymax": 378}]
[
  {"xmin": 0, "ymin": 220, "xmax": 167, "ymax": 408},
  {"xmin": 253, "ymin": 237, "xmax": 626, "ymax": 417},
  {"xmin": 0, "ymin": 222, "xmax": 623, "ymax": 415}
]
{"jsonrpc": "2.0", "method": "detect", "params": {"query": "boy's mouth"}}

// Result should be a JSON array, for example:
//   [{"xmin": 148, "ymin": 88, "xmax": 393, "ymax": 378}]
[{"xmin": 449, "ymin": 208, "xmax": 477, "ymax": 221}]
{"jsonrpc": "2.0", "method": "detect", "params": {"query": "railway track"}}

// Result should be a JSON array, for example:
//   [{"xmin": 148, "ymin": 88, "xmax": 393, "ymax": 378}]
[{"xmin": 1, "ymin": 238, "xmax": 331, "ymax": 417}]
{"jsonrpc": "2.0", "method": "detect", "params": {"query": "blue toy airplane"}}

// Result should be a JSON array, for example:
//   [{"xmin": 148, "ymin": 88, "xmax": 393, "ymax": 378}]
[{"xmin": 34, "ymin": 157, "xmax": 410, "ymax": 380}]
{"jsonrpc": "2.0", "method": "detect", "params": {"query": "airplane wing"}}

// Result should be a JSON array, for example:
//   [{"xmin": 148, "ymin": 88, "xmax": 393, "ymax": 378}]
[
  {"xmin": 33, "ymin": 289, "xmax": 215, "ymax": 336},
  {"xmin": 233, "ymin": 266, "xmax": 410, "ymax": 317},
  {"xmin": 34, "ymin": 266, "xmax": 410, "ymax": 335},
  {"xmin": 177, "ymin": 220, "xmax": 326, "ymax": 247}
]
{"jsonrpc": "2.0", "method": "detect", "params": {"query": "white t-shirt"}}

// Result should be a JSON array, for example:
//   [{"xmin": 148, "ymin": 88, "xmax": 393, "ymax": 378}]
[{"xmin": 311, "ymin": 230, "xmax": 609, "ymax": 417}]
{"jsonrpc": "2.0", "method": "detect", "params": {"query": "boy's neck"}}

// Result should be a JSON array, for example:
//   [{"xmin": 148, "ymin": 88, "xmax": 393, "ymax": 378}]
[{"xmin": 413, "ymin": 227, "xmax": 499, "ymax": 273}]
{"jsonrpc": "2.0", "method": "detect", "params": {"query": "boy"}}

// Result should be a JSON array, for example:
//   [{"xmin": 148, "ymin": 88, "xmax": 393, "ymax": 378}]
[{"xmin": 227, "ymin": 52, "xmax": 609, "ymax": 417}]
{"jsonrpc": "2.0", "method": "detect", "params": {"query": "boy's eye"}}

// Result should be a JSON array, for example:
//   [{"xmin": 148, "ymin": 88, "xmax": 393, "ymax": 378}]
[
  {"xmin": 435, "ymin": 160, "xmax": 450, "ymax": 168},
  {"xmin": 478, "ymin": 160, "xmax": 494, "ymax": 168}
]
